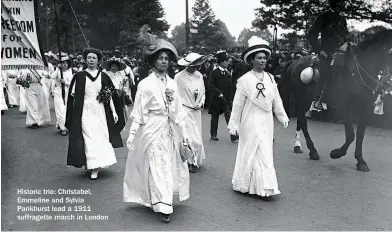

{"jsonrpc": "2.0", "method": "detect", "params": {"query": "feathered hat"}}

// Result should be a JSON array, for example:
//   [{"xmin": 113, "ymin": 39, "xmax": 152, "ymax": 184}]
[
  {"xmin": 139, "ymin": 25, "xmax": 178, "ymax": 64},
  {"xmin": 241, "ymin": 36, "xmax": 272, "ymax": 65}
]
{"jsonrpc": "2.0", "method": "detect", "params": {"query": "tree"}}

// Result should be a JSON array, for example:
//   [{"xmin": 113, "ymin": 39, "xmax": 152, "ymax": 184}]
[
  {"xmin": 255, "ymin": 0, "xmax": 392, "ymax": 32},
  {"xmin": 237, "ymin": 27, "xmax": 273, "ymax": 46},
  {"xmin": 215, "ymin": 20, "xmax": 238, "ymax": 48},
  {"xmin": 118, "ymin": 0, "xmax": 170, "ymax": 52},
  {"xmin": 190, "ymin": 0, "xmax": 222, "ymax": 51},
  {"xmin": 170, "ymin": 23, "xmax": 186, "ymax": 49}
]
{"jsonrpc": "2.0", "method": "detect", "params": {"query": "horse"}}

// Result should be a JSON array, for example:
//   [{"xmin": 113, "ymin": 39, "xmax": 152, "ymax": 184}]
[{"xmin": 280, "ymin": 29, "xmax": 392, "ymax": 172}]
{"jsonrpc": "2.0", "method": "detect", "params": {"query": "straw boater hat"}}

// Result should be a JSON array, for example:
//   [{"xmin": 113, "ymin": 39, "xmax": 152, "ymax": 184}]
[
  {"xmin": 139, "ymin": 25, "xmax": 178, "ymax": 64},
  {"xmin": 103, "ymin": 58, "xmax": 126, "ymax": 71},
  {"xmin": 241, "ymin": 36, "xmax": 272, "ymax": 65},
  {"xmin": 177, "ymin": 52, "xmax": 208, "ymax": 67}
]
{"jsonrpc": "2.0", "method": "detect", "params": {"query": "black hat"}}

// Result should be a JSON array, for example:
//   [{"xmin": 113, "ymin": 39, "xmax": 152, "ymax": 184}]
[{"xmin": 216, "ymin": 51, "xmax": 228, "ymax": 63}]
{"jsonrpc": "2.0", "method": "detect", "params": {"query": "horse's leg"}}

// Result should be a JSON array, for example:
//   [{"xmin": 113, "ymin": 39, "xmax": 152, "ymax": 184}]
[
  {"xmin": 298, "ymin": 103, "xmax": 320, "ymax": 160},
  {"xmin": 330, "ymin": 103, "xmax": 355, "ymax": 159},
  {"xmin": 354, "ymin": 108, "xmax": 370, "ymax": 172},
  {"xmin": 294, "ymin": 117, "xmax": 303, "ymax": 153}
]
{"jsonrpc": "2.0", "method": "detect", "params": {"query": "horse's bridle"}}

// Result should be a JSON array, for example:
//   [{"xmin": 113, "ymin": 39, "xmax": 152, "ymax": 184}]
[{"xmin": 351, "ymin": 50, "xmax": 392, "ymax": 95}]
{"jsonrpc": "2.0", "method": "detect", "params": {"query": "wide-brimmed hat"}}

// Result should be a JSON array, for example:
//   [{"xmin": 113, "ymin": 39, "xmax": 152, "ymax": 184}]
[
  {"xmin": 103, "ymin": 58, "xmax": 126, "ymax": 71},
  {"xmin": 178, "ymin": 53, "xmax": 208, "ymax": 67},
  {"xmin": 242, "ymin": 36, "xmax": 272, "ymax": 65},
  {"xmin": 139, "ymin": 25, "xmax": 178, "ymax": 64}
]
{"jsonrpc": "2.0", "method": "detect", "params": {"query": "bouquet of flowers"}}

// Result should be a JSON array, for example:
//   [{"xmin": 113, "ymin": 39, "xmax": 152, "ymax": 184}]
[
  {"xmin": 97, "ymin": 86, "xmax": 115, "ymax": 104},
  {"xmin": 194, "ymin": 89, "xmax": 199, "ymax": 101},
  {"xmin": 165, "ymin": 88, "xmax": 174, "ymax": 103},
  {"xmin": 180, "ymin": 138, "xmax": 197, "ymax": 164}
]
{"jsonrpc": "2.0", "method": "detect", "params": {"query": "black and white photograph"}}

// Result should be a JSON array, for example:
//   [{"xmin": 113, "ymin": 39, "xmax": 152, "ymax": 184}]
[{"xmin": 1, "ymin": 0, "xmax": 392, "ymax": 230}]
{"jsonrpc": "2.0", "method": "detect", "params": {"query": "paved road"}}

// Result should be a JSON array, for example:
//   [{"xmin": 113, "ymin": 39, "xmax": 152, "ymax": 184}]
[{"xmin": 2, "ymin": 106, "xmax": 392, "ymax": 230}]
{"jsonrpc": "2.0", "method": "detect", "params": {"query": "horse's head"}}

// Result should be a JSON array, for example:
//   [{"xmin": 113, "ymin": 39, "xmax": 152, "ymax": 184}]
[{"xmin": 356, "ymin": 29, "xmax": 392, "ymax": 74}]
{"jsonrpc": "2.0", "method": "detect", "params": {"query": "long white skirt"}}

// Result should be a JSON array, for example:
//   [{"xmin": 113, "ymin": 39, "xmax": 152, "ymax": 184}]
[
  {"xmin": 183, "ymin": 107, "xmax": 205, "ymax": 167},
  {"xmin": 41, "ymin": 78, "xmax": 52, "ymax": 109},
  {"xmin": 1, "ymin": 81, "xmax": 8, "ymax": 111},
  {"xmin": 7, "ymin": 82, "xmax": 19, "ymax": 105},
  {"xmin": 25, "ymin": 83, "xmax": 51, "ymax": 126},
  {"xmin": 82, "ymin": 97, "xmax": 117, "ymax": 170},
  {"xmin": 124, "ymin": 116, "xmax": 190, "ymax": 215},
  {"xmin": 19, "ymin": 87, "xmax": 26, "ymax": 113},
  {"xmin": 53, "ymin": 86, "xmax": 66, "ymax": 130}
]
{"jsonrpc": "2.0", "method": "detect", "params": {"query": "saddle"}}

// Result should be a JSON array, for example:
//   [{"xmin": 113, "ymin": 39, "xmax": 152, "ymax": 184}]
[{"xmin": 330, "ymin": 42, "xmax": 356, "ymax": 68}]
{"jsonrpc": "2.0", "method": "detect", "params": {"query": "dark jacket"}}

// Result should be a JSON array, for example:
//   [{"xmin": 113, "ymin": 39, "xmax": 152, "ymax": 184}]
[
  {"xmin": 65, "ymin": 71, "xmax": 125, "ymax": 168},
  {"xmin": 208, "ymin": 67, "xmax": 234, "ymax": 114},
  {"xmin": 307, "ymin": 10, "xmax": 348, "ymax": 54}
]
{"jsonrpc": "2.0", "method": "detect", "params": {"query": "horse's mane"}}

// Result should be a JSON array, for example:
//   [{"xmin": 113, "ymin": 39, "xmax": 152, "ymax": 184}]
[{"xmin": 357, "ymin": 29, "xmax": 392, "ymax": 51}]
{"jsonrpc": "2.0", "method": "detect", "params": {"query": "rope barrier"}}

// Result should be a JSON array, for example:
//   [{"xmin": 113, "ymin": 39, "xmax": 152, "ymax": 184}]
[{"xmin": 66, "ymin": 0, "xmax": 90, "ymax": 48}]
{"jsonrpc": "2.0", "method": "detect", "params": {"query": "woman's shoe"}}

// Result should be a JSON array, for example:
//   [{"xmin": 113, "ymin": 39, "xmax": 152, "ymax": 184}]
[
  {"xmin": 160, "ymin": 213, "xmax": 171, "ymax": 223},
  {"xmin": 188, "ymin": 164, "xmax": 196, "ymax": 173},
  {"xmin": 90, "ymin": 170, "xmax": 99, "ymax": 180},
  {"xmin": 261, "ymin": 196, "xmax": 271, "ymax": 201},
  {"xmin": 210, "ymin": 136, "xmax": 219, "ymax": 141}
]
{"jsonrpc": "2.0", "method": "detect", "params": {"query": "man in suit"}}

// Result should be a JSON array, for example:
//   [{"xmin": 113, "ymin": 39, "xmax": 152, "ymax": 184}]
[
  {"xmin": 307, "ymin": 0, "xmax": 348, "ymax": 111},
  {"xmin": 208, "ymin": 51, "xmax": 238, "ymax": 142}
]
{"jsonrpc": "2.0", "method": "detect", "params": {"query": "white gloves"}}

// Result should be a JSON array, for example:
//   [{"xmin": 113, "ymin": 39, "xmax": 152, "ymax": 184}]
[
  {"xmin": 127, "ymin": 122, "xmax": 141, "ymax": 150},
  {"xmin": 229, "ymin": 129, "xmax": 239, "ymax": 136}
]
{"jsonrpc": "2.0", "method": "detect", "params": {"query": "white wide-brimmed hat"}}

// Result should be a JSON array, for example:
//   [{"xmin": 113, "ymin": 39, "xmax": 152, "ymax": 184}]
[
  {"xmin": 242, "ymin": 36, "xmax": 272, "ymax": 65},
  {"xmin": 178, "ymin": 52, "xmax": 207, "ymax": 67}
]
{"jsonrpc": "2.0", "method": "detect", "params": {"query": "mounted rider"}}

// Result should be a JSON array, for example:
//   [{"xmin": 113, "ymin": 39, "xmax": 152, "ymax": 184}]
[{"xmin": 307, "ymin": 0, "xmax": 349, "ymax": 111}]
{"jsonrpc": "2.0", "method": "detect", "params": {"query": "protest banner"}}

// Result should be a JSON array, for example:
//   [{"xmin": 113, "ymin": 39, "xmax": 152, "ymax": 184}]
[{"xmin": 1, "ymin": 0, "xmax": 47, "ymax": 70}]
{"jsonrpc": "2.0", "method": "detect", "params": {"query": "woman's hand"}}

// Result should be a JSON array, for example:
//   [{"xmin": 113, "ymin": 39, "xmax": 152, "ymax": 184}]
[
  {"xmin": 113, "ymin": 112, "xmax": 118, "ymax": 123},
  {"xmin": 283, "ymin": 121, "xmax": 289, "ymax": 128}
]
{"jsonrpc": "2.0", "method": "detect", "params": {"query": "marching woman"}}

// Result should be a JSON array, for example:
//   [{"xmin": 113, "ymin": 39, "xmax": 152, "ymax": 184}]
[
  {"xmin": 19, "ymin": 69, "xmax": 51, "ymax": 128},
  {"xmin": 65, "ymin": 48, "xmax": 125, "ymax": 180},
  {"xmin": 51, "ymin": 56, "xmax": 74, "ymax": 136},
  {"xmin": 123, "ymin": 25, "xmax": 191, "ymax": 223},
  {"xmin": 174, "ymin": 52, "xmax": 207, "ymax": 173},
  {"xmin": 103, "ymin": 58, "xmax": 130, "ymax": 125},
  {"xmin": 6, "ymin": 69, "xmax": 20, "ymax": 108},
  {"xmin": 1, "ymin": 71, "xmax": 8, "ymax": 114},
  {"xmin": 228, "ymin": 36, "xmax": 289, "ymax": 201}
]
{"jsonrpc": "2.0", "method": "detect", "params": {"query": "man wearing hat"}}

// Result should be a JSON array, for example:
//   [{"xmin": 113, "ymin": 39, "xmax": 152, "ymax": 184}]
[
  {"xmin": 307, "ymin": 0, "xmax": 348, "ymax": 111},
  {"xmin": 208, "ymin": 51, "xmax": 238, "ymax": 142}
]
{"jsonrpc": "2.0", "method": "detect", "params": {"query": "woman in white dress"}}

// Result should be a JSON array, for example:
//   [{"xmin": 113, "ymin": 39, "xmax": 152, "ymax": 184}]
[
  {"xmin": 51, "ymin": 56, "xmax": 74, "ymax": 135},
  {"xmin": 18, "ymin": 69, "xmax": 51, "ymax": 128},
  {"xmin": 1, "ymin": 71, "xmax": 8, "ymax": 114},
  {"xmin": 174, "ymin": 52, "xmax": 207, "ymax": 173},
  {"xmin": 6, "ymin": 69, "xmax": 20, "ymax": 108},
  {"xmin": 123, "ymin": 26, "xmax": 191, "ymax": 223},
  {"xmin": 228, "ymin": 36, "xmax": 289, "ymax": 201},
  {"xmin": 65, "ymin": 48, "xmax": 125, "ymax": 180}
]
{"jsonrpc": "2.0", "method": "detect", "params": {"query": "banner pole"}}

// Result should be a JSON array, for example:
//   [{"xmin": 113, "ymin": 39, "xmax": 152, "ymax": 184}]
[{"xmin": 52, "ymin": 0, "xmax": 66, "ymax": 104}]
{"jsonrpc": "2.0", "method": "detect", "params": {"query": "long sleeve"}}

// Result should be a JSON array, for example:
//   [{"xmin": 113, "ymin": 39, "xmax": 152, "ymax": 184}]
[
  {"xmin": 272, "ymin": 84, "xmax": 289, "ymax": 125},
  {"xmin": 130, "ymin": 83, "xmax": 150, "ymax": 125},
  {"xmin": 228, "ymin": 90, "xmax": 246, "ymax": 134},
  {"xmin": 208, "ymin": 70, "xmax": 222, "ymax": 96},
  {"xmin": 307, "ymin": 14, "xmax": 324, "ymax": 53}
]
